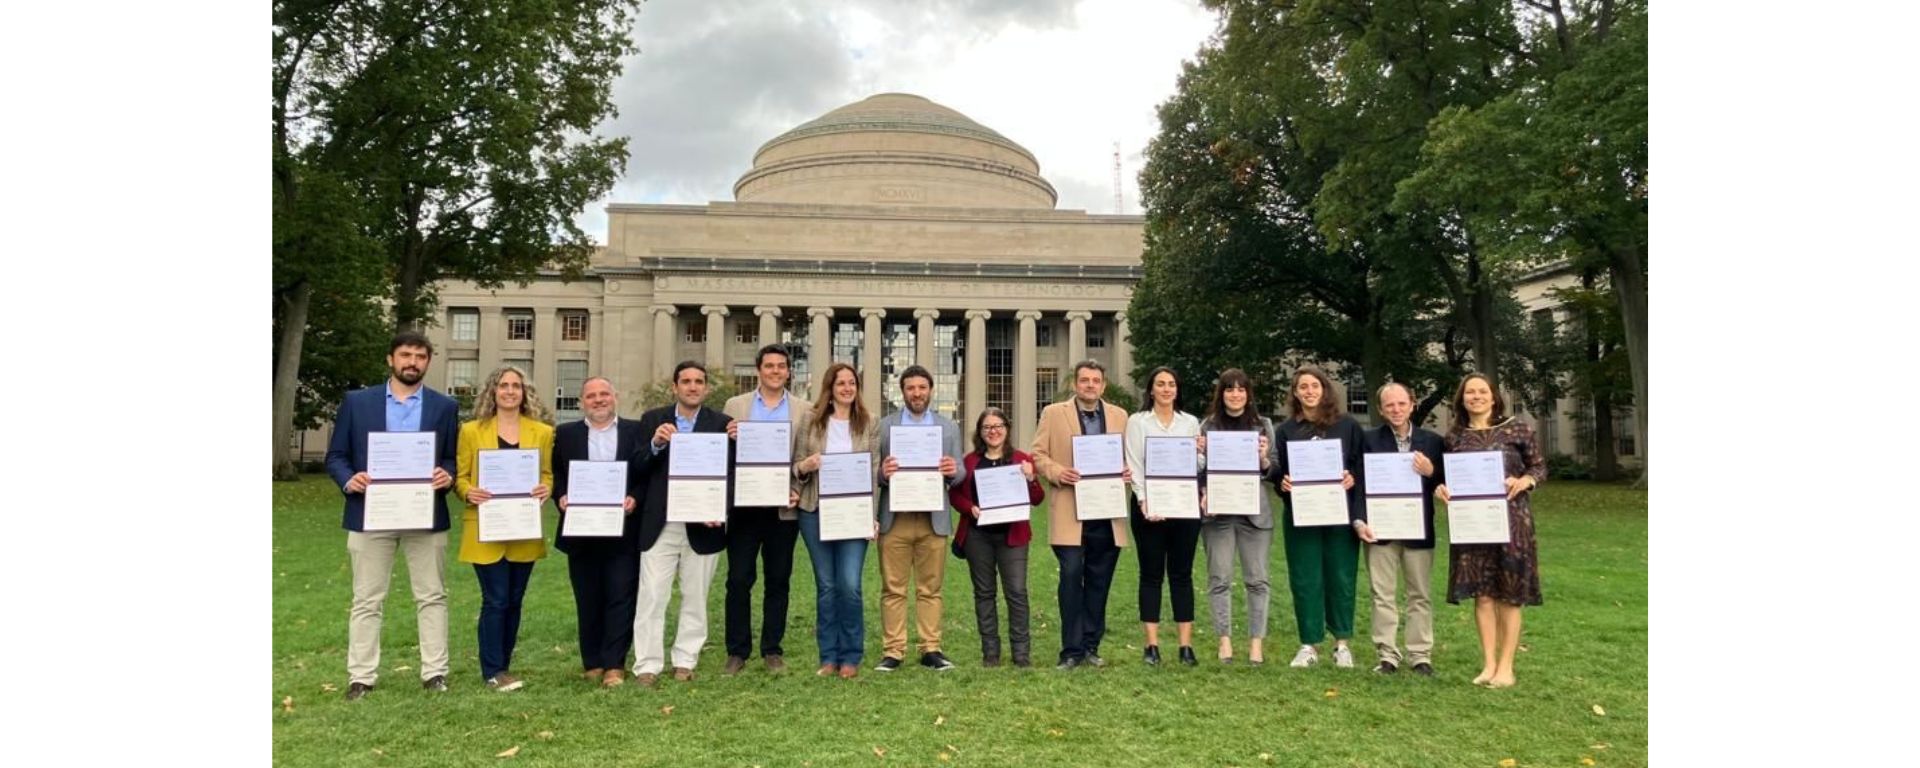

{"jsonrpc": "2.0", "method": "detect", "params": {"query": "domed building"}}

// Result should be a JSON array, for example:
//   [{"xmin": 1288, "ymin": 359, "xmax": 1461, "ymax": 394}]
[{"xmin": 383, "ymin": 93, "xmax": 1143, "ymax": 451}]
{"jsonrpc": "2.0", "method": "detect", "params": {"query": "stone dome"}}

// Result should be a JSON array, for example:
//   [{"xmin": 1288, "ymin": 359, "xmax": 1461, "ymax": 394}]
[{"xmin": 733, "ymin": 93, "xmax": 1058, "ymax": 209}]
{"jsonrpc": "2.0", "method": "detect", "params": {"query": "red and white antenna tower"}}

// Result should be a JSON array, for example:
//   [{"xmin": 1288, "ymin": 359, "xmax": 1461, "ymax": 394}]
[{"xmin": 1111, "ymin": 141, "xmax": 1124, "ymax": 214}]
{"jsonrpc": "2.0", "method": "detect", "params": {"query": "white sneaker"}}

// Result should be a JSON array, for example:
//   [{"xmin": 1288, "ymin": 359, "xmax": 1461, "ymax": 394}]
[
  {"xmin": 1333, "ymin": 645, "xmax": 1355, "ymax": 669},
  {"xmin": 1289, "ymin": 645, "xmax": 1318, "ymax": 668}
]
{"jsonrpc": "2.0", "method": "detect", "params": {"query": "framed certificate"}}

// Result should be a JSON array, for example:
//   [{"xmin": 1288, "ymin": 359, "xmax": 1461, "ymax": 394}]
[
  {"xmin": 1204, "ymin": 473, "xmax": 1261, "ymax": 517},
  {"xmin": 735, "ymin": 421, "xmax": 793, "ymax": 508},
  {"xmin": 561, "ymin": 504, "xmax": 623, "ymax": 537},
  {"xmin": 1075, "ymin": 476, "xmax": 1127, "ymax": 521},
  {"xmin": 1290, "ymin": 482, "xmax": 1350, "ymax": 526},
  {"xmin": 818, "ymin": 495, "xmax": 873, "ymax": 541},
  {"xmin": 1447, "ymin": 497, "xmax": 1510, "ymax": 544},
  {"xmin": 1363, "ymin": 452, "xmax": 1424, "ymax": 540},
  {"xmin": 478, "ymin": 497, "xmax": 543, "ymax": 542},
  {"xmin": 1145, "ymin": 478, "xmax": 1200, "ymax": 519},
  {"xmin": 888, "ymin": 471, "xmax": 945, "ymax": 513},
  {"xmin": 666, "ymin": 478, "xmax": 728, "ymax": 523},
  {"xmin": 363, "ymin": 482, "xmax": 434, "ymax": 531}
]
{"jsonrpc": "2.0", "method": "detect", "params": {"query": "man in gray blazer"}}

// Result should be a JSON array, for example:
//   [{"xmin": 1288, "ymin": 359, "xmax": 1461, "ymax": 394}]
[{"xmin": 874, "ymin": 365, "xmax": 966, "ymax": 671}]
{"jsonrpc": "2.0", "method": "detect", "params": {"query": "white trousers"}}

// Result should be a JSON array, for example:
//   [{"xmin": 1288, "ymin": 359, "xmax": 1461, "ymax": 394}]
[{"xmin": 632, "ymin": 523, "xmax": 720, "ymax": 674}]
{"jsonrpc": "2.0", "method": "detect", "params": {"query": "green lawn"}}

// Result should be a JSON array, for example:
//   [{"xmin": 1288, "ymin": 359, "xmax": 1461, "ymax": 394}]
[{"xmin": 272, "ymin": 477, "xmax": 1646, "ymax": 767}]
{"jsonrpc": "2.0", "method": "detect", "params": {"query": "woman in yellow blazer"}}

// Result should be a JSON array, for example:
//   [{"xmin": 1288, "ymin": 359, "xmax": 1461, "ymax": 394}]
[{"xmin": 454, "ymin": 365, "xmax": 555, "ymax": 692}]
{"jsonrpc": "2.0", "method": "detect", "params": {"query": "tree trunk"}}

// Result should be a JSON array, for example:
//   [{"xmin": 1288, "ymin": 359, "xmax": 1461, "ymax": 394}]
[
  {"xmin": 1591, "ymin": 387, "xmax": 1618, "ymax": 481},
  {"xmin": 1466, "ymin": 251, "xmax": 1499, "ymax": 379},
  {"xmin": 273, "ymin": 280, "xmax": 314, "ymax": 480},
  {"xmin": 1609, "ymin": 246, "xmax": 1648, "ymax": 486}
]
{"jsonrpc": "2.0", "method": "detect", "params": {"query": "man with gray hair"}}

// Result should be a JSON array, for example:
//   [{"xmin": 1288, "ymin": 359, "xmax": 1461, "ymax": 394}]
[
  {"xmin": 551, "ymin": 376, "xmax": 646, "ymax": 686},
  {"xmin": 1353, "ymin": 381, "xmax": 1446, "ymax": 676}
]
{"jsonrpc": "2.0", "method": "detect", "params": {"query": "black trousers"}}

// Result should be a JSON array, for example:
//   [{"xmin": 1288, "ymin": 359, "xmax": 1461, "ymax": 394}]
[
  {"xmin": 1129, "ymin": 497, "xmax": 1202, "ymax": 624},
  {"xmin": 1053, "ymin": 521, "xmax": 1120, "ymax": 662},
  {"xmin": 566, "ymin": 547, "xmax": 639, "ymax": 671},
  {"xmin": 724, "ymin": 507, "xmax": 800, "ymax": 658},
  {"xmin": 962, "ymin": 525, "xmax": 1030, "ymax": 663}
]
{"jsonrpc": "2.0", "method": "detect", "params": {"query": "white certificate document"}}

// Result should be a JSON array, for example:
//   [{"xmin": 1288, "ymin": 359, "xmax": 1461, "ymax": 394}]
[
  {"xmin": 478, "ymin": 449, "xmax": 541, "ymax": 494},
  {"xmin": 1205, "ymin": 430, "xmax": 1261, "ymax": 473},
  {"xmin": 363, "ymin": 482, "xmax": 434, "ymax": 530},
  {"xmin": 818, "ymin": 495, "xmax": 874, "ymax": 541},
  {"xmin": 1285, "ymin": 439, "xmax": 1345, "ymax": 483},
  {"xmin": 1444, "ymin": 451, "xmax": 1507, "ymax": 497},
  {"xmin": 974, "ymin": 465, "xmax": 1032, "ymax": 526},
  {"xmin": 888, "ymin": 470, "xmax": 945, "ymax": 513},
  {"xmin": 1071, "ymin": 434, "xmax": 1125, "ymax": 477},
  {"xmin": 1363, "ymin": 453, "xmax": 1422, "ymax": 496},
  {"xmin": 889, "ymin": 425, "xmax": 944, "ymax": 469},
  {"xmin": 478, "ymin": 497, "xmax": 542, "ymax": 542},
  {"xmin": 368, "ymin": 432, "xmax": 436, "ymax": 481},
  {"xmin": 1205, "ymin": 473, "xmax": 1261, "ymax": 516},
  {"xmin": 820, "ymin": 452, "xmax": 874, "ymax": 497},
  {"xmin": 734, "ymin": 465, "xmax": 792, "ymax": 508},
  {"xmin": 1075, "ymin": 476, "xmax": 1128, "ymax": 520},
  {"xmin": 666, "ymin": 478, "xmax": 728, "ymax": 523},
  {"xmin": 1366, "ymin": 496, "xmax": 1425, "ymax": 541},
  {"xmin": 669, "ymin": 433, "xmax": 729, "ymax": 478},
  {"xmin": 1448, "ymin": 497, "xmax": 1511, "ymax": 544},
  {"xmin": 566, "ymin": 461, "xmax": 627, "ymax": 505},
  {"xmin": 735, "ymin": 421, "xmax": 793, "ymax": 464},
  {"xmin": 561, "ymin": 504, "xmax": 623, "ymax": 537},
  {"xmin": 1146, "ymin": 478, "xmax": 1200, "ymax": 519},
  {"xmin": 1290, "ymin": 482, "xmax": 1350, "ymax": 526},
  {"xmin": 1145, "ymin": 436, "xmax": 1198, "ymax": 477}
]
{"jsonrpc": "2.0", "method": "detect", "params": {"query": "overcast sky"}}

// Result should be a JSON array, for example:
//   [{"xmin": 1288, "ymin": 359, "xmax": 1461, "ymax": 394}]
[{"xmin": 575, "ymin": 0, "xmax": 1220, "ymax": 240}]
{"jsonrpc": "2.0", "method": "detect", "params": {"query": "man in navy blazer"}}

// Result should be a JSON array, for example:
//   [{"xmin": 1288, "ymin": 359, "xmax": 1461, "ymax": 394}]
[
  {"xmin": 324, "ymin": 331, "xmax": 461, "ymax": 700},
  {"xmin": 1352, "ymin": 382, "xmax": 1446, "ymax": 677},
  {"xmin": 628, "ymin": 361, "xmax": 734, "ymax": 686},
  {"xmin": 550, "ymin": 375, "xmax": 646, "ymax": 687}
]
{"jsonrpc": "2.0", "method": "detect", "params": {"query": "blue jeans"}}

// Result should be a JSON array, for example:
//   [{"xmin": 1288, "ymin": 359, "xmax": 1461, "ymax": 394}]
[
  {"xmin": 798, "ymin": 511, "xmax": 868, "ymax": 667},
  {"xmin": 474, "ymin": 560, "xmax": 535, "ymax": 679}
]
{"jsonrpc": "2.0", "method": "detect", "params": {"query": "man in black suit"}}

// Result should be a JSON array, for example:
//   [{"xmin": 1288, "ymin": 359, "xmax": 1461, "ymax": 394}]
[
  {"xmin": 1353, "ymin": 382, "xmax": 1446, "ymax": 677},
  {"xmin": 628, "ymin": 361, "xmax": 733, "ymax": 687},
  {"xmin": 552, "ymin": 376, "xmax": 646, "ymax": 687}
]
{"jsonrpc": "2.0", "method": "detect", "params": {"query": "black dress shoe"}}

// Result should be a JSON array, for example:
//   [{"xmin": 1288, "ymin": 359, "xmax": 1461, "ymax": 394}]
[
  {"xmin": 1085, "ymin": 653, "xmax": 1106, "ymax": 668},
  {"xmin": 344, "ymin": 682, "xmax": 373, "ymax": 701},
  {"xmin": 1178, "ymin": 646, "xmax": 1198, "ymax": 666},
  {"xmin": 1143, "ymin": 645, "xmax": 1161, "ymax": 666},
  {"xmin": 1411, "ymin": 662, "xmax": 1435, "ymax": 677},
  {"xmin": 1055, "ymin": 656, "xmax": 1082, "ymax": 670},
  {"xmin": 1374, "ymin": 660, "xmax": 1399, "ymax": 674}
]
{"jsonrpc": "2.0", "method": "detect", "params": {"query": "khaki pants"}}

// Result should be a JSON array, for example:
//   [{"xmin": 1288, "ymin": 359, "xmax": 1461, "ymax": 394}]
[
  {"xmin": 1367, "ymin": 542, "xmax": 1435, "ymax": 665},
  {"xmin": 632, "ymin": 523, "xmax": 720, "ymax": 675},
  {"xmin": 879, "ymin": 512, "xmax": 947, "ymax": 658},
  {"xmin": 346, "ymin": 530, "xmax": 450, "ymax": 685}
]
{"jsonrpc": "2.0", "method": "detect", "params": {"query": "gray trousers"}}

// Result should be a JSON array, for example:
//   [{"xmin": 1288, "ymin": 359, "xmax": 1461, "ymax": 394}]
[
  {"xmin": 1367, "ymin": 542, "xmax": 1435, "ymax": 665},
  {"xmin": 961, "ymin": 526, "xmax": 1030, "ymax": 663},
  {"xmin": 1201, "ymin": 517, "xmax": 1272, "ymax": 638}
]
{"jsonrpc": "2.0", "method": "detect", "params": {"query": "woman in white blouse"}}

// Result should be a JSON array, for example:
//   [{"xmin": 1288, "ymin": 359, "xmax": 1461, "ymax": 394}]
[{"xmin": 1124, "ymin": 366, "xmax": 1204, "ymax": 666}]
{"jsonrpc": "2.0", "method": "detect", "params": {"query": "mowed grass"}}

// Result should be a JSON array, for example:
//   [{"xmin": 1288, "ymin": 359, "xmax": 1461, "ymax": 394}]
[{"xmin": 272, "ymin": 477, "xmax": 1647, "ymax": 767}]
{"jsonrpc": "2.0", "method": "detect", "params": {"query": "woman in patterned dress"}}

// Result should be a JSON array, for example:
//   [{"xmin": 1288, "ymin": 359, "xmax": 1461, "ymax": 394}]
[{"xmin": 1435, "ymin": 373, "xmax": 1546, "ymax": 689}]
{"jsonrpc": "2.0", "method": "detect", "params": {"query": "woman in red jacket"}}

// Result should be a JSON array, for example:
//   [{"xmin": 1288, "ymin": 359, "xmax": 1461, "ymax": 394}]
[{"xmin": 949, "ymin": 407, "xmax": 1046, "ymax": 668}]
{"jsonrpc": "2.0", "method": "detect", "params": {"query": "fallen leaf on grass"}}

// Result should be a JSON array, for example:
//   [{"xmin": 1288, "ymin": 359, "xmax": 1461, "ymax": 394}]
[
  {"xmin": 945, "ymin": 744, "xmax": 960, "ymax": 754},
  {"xmin": 495, "ymin": 746, "xmax": 520, "ymax": 758},
  {"xmin": 282, "ymin": 696, "xmax": 294, "ymax": 713},
  {"xmin": 1591, "ymin": 704, "xmax": 1606, "ymax": 716},
  {"xmin": 536, "ymin": 731, "xmax": 554, "ymax": 741},
  {"xmin": 393, "ymin": 666, "xmax": 412, "ymax": 673},
  {"xmin": 933, "ymin": 715, "xmax": 946, "ymax": 726},
  {"xmin": 661, "ymin": 706, "xmax": 675, "ymax": 716},
  {"xmin": 1498, "ymin": 760, "xmax": 1516, "ymax": 768},
  {"xmin": 1047, "ymin": 729, "xmax": 1064, "ymax": 737},
  {"xmin": 1323, "ymin": 688, "xmax": 1338, "ymax": 699},
  {"xmin": 1260, "ymin": 753, "xmax": 1273, "ymax": 762},
  {"xmin": 1590, "ymin": 743, "xmax": 1610, "ymax": 750},
  {"xmin": 1580, "ymin": 758, "xmax": 1596, "ymax": 766},
  {"xmin": 371, "ymin": 749, "xmax": 385, "ymax": 757},
  {"xmin": 937, "ymin": 753, "xmax": 951, "ymax": 762},
  {"xmin": 872, "ymin": 746, "xmax": 887, "ymax": 759},
  {"xmin": 1518, "ymin": 644, "xmax": 1530, "ymax": 653},
  {"xmin": 321, "ymin": 683, "xmax": 337, "ymax": 693}
]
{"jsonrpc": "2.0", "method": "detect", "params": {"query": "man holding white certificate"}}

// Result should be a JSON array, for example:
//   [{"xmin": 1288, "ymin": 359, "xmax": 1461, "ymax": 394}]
[
  {"xmin": 1270, "ymin": 367, "xmax": 1365, "ymax": 670},
  {"xmin": 326, "ymin": 332, "xmax": 460, "ymax": 700},
  {"xmin": 1354, "ymin": 382, "xmax": 1446, "ymax": 676},
  {"xmin": 629, "ymin": 361, "xmax": 733, "ymax": 687},
  {"xmin": 873, "ymin": 365, "xmax": 965, "ymax": 672},
  {"xmin": 719, "ymin": 345, "xmax": 808, "ymax": 676},
  {"xmin": 552, "ymin": 376, "xmax": 645, "ymax": 687},
  {"xmin": 1030, "ymin": 360, "xmax": 1133, "ymax": 670}
]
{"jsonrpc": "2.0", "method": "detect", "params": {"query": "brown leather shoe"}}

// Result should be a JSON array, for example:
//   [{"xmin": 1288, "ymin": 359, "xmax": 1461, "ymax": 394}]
[
  {"xmin": 816, "ymin": 663, "xmax": 836, "ymax": 676},
  {"xmin": 838, "ymin": 664, "xmax": 858, "ymax": 679},
  {"xmin": 764, "ymin": 655, "xmax": 787, "ymax": 673},
  {"xmin": 672, "ymin": 667, "xmax": 695, "ymax": 682},
  {"xmin": 583, "ymin": 667, "xmax": 606, "ymax": 683},
  {"xmin": 635, "ymin": 672, "xmax": 659, "ymax": 689},
  {"xmin": 722, "ymin": 656, "xmax": 747, "ymax": 676},
  {"xmin": 601, "ymin": 669, "xmax": 626, "ymax": 688}
]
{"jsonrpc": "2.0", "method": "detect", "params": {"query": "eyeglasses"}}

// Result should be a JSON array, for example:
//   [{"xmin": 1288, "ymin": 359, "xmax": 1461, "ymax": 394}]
[{"xmin": 981, "ymin": 424, "xmax": 1008, "ymax": 432}]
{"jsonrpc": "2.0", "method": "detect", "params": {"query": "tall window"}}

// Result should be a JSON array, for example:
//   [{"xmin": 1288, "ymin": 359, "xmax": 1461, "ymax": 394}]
[
  {"xmin": 735, "ymin": 321, "xmax": 757, "ymax": 345},
  {"xmin": 561, "ymin": 311, "xmax": 589, "ymax": 342},
  {"xmin": 684, "ymin": 319, "xmax": 707, "ymax": 344},
  {"xmin": 448, "ymin": 359, "xmax": 477, "ymax": 400},
  {"xmin": 986, "ymin": 319, "xmax": 1014, "ymax": 414},
  {"xmin": 505, "ymin": 310, "xmax": 534, "ymax": 341},
  {"xmin": 1343, "ymin": 372, "xmax": 1369, "ymax": 415},
  {"xmin": 1035, "ymin": 366, "xmax": 1059, "ymax": 418},
  {"xmin": 501, "ymin": 359, "xmax": 533, "ymax": 377},
  {"xmin": 554, "ymin": 361, "xmax": 587, "ymax": 418},
  {"xmin": 880, "ymin": 322, "xmax": 915, "ymax": 416},
  {"xmin": 450, "ymin": 309, "xmax": 479, "ymax": 342},
  {"xmin": 935, "ymin": 324, "xmax": 961, "ymax": 421},
  {"xmin": 1615, "ymin": 409, "xmax": 1637, "ymax": 457},
  {"xmin": 1036, "ymin": 322, "xmax": 1055, "ymax": 347},
  {"xmin": 733, "ymin": 367, "xmax": 758, "ymax": 394},
  {"xmin": 1087, "ymin": 323, "xmax": 1107, "ymax": 349},
  {"xmin": 832, "ymin": 321, "xmax": 862, "ymax": 366}
]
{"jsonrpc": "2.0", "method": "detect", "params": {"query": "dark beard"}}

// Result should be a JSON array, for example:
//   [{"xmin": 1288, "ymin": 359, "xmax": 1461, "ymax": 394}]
[{"xmin": 393, "ymin": 366, "xmax": 424, "ymax": 385}]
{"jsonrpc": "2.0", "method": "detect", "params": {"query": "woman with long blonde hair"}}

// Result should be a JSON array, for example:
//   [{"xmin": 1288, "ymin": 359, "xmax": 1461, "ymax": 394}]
[{"xmin": 453, "ymin": 365, "xmax": 555, "ymax": 692}]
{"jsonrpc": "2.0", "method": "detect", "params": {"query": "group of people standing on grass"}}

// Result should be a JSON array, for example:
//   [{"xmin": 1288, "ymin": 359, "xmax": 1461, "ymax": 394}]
[{"xmin": 325, "ymin": 331, "xmax": 1546, "ymax": 700}]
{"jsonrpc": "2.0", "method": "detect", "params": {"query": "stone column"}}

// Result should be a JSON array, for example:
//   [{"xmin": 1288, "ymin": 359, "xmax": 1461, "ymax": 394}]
[
  {"xmin": 589, "ymin": 308, "xmax": 608, "ymax": 378},
  {"xmin": 534, "ymin": 307, "xmax": 559, "ymax": 390},
  {"xmin": 755, "ymin": 306, "xmax": 782, "ymax": 354},
  {"xmin": 861, "ymin": 308, "xmax": 886, "ymax": 410},
  {"xmin": 1014, "ymin": 310, "xmax": 1041, "ymax": 450},
  {"xmin": 808, "ymin": 307, "xmax": 834, "ymax": 398},
  {"xmin": 619, "ymin": 308, "xmax": 648, "ymax": 407},
  {"xmin": 964, "ymin": 310, "xmax": 990, "ymax": 443},
  {"xmin": 1114, "ymin": 311, "xmax": 1134, "ymax": 394},
  {"xmin": 479, "ymin": 308, "xmax": 505, "ymax": 372},
  {"xmin": 651, "ymin": 305, "xmax": 678, "ymax": 387},
  {"xmin": 1065, "ymin": 310, "xmax": 1091, "ymax": 371},
  {"xmin": 701, "ymin": 305, "xmax": 730, "ymax": 373},
  {"xmin": 913, "ymin": 309, "xmax": 939, "ymax": 372}
]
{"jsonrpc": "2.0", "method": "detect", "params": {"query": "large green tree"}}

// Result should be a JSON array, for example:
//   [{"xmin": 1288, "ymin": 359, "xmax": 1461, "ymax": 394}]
[{"xmin": 273, "ymin": 0, "xmax": 641, "ymax": 478}]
